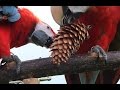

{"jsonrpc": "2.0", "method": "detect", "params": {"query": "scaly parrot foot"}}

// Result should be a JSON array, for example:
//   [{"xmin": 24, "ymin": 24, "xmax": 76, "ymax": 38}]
[
  {"xmin": 79, "ymin": 45, "xmax": 106, "ymax": 84},
  {"xmin": 89, "ymin": 45, "xmax": 107, "ymax": 64},
  {"xmin": 0, "ymin": 54, "xmax": 21, "ymax": 75}
]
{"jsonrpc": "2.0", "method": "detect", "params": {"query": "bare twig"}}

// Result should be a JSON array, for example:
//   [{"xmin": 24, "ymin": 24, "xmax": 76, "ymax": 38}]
[{"xmin": 0, "ymin": 51, "xmax": 120, "ymax": 83}]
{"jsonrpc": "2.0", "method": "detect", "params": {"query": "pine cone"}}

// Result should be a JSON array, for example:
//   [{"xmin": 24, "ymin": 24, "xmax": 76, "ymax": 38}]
[{"xmin": 50, "ymin": 22, "xmax": 91, "ymax": 65}]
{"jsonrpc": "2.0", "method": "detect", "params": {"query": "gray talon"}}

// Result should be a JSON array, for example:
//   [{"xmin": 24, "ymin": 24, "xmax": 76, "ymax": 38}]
[
  {"xmin": 12, "ymin": 55, "xmax": 21, "ymax": 74},
  {"xmin": 91, "ymin": 45, "xmax": 107, "ymax": 63},
  {"xmin": 0, "ymin": 55, "xmax": 21, "ymax": 74}
]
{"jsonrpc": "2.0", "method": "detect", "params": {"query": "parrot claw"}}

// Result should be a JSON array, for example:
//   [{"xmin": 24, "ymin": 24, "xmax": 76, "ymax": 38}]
[
  {"xmin": 79, "ymin": 45, "xmax": 107, "ymax": 84},
  {"xmin": 0, "ymin": 55, "xmax": 21, "ymax": 75},
  {"xmin": 89, "ymin": 45, "xmax": 107, "ymax": 64},
  {"xmin": 11, "ymin": 55, "xmax": 21, "ymax": 74}
]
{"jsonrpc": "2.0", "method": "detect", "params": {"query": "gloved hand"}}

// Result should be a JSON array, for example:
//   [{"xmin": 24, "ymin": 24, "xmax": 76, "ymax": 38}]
[{"xmin": 2, "ymin": 6, "xmax": 21, "ymax": 22}]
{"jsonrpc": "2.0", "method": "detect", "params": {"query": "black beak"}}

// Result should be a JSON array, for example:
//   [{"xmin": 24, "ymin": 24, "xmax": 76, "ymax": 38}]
[{"xmin": 45, "ymin": 37, "xmax": 53, "ymax": 48}]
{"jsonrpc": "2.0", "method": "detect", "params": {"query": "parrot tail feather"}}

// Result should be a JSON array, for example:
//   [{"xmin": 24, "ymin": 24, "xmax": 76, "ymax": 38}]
[{"xmin": 79, "ymin": 71, "xmax": 100, "ymax": 84}]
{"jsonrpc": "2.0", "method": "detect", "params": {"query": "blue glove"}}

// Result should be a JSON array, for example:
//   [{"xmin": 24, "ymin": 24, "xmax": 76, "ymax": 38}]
[{"xmin": 2, "ymin": 6, "xmax": 21, "ymax": 22}]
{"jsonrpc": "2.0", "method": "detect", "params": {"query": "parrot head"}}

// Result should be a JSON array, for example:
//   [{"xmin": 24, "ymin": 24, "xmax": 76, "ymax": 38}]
[
  {"xmin": 34, "ymin": 21, "xmax": 55, "ymax": 38},
  {"xmin": 51, "ymin": 6, "xmax": 91, "ymax": 25},
  {"xmin": 29, "ymin": 21, "xmax": 55, "ymax": 48}
]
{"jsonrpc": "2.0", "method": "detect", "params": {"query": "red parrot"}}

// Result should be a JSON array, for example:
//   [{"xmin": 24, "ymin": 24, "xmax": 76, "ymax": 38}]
[
  {"xmin": 0, "ymin": 7, "xmax": 55, "ymax": 76},
  {"xmin": 51, "ymin": 6, "xmax": 120, "ymax": 84}
]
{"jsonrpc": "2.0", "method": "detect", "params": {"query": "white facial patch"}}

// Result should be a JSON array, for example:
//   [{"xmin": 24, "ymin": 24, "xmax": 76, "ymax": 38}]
[
  {"xmin": 35, "ymin": 22, "xmax": 54, "ymax": 38},
  {"xmin": 68, "ymin": 6, "xmax": 90, "ymax": 13}
]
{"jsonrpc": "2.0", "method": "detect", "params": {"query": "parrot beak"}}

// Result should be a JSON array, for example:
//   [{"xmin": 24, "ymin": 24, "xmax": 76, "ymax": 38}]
[
  {"xmin": 45, "ymin": 37, "xmax": 53, "ymax": 48},
  {"xmin": 30, "ymin": 21, "xmax": 55, "ymax": 48}
]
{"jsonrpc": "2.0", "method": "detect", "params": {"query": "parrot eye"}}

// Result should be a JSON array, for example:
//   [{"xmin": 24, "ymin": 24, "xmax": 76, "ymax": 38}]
[
  {"xmin": 47, "ymin": 26, "xmax": 50, "ymax": 29},
  {"xmin": 87, "ymin": 25, "xmax": 92, "ymax": 30}
]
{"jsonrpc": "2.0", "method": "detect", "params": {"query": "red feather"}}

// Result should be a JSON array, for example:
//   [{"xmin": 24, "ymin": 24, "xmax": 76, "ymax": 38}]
[
  {"xmin": 65, "ymin": 6, "xmax": 120, "ymax": 84},
  {"xmin": 0, "ymin": 8, "xmax": 40, "ymax": 58}
]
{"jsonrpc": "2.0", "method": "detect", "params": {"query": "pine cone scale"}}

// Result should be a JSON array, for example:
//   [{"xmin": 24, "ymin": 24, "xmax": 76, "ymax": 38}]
[{"xmin": 50, "ymin": 22, "xmax": 91, "ymax": 64}]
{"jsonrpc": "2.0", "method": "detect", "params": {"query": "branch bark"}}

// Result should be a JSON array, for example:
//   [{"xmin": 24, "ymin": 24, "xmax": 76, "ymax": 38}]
[{"xmin": 0, "ymin": 51, "xmax": 120, "ymax": 83}]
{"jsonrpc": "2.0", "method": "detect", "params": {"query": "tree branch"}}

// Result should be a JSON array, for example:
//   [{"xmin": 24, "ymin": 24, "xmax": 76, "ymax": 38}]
[{"xmin": 0, "ymin": 51, "xmax": 120, "ymax": 83}]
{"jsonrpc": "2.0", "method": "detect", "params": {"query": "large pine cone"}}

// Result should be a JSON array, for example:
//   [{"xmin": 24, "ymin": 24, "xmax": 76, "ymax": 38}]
[{"xmin": 50, "ymin": 22, "xmax": 91, "ymax": 65}]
